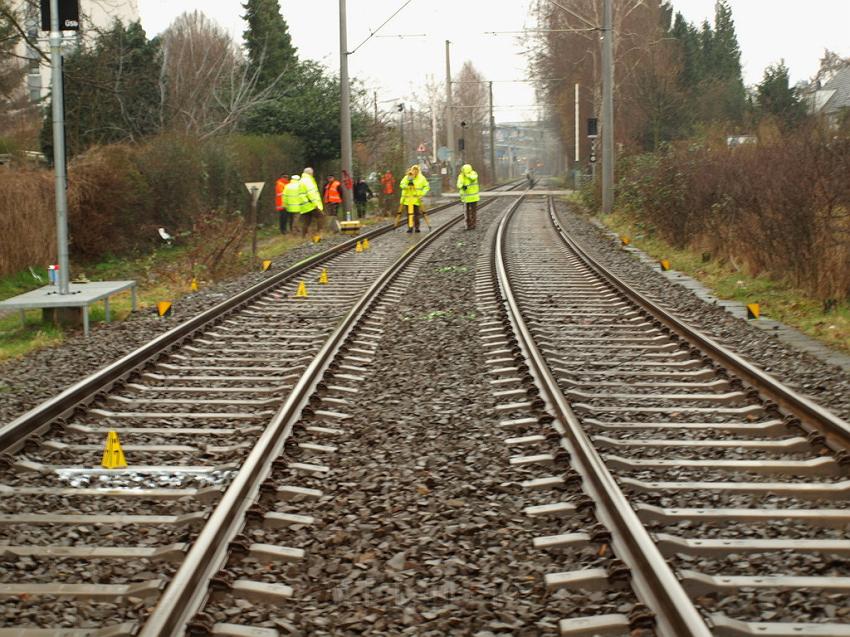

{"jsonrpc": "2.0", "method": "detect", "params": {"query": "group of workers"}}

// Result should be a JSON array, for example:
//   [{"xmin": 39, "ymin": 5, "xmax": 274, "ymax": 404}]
[{"xmin": 274, "ymin": 163, "xmax": 481, "ymax": 240}]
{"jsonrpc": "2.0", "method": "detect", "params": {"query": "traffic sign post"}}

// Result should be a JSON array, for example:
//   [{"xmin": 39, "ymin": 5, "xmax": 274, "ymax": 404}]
[{"xmin": 245, "ymin": 182, "xmax": 265, "ymax": 260}]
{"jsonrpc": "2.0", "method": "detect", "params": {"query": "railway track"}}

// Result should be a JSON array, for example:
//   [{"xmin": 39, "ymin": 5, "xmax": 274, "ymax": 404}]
[
  {"xmin": 0, "ymin": 184, "xmax": 521, "ymax": 635},
  {"xmin": 488, "ymin": 192, "xmax": 850, "ymax": 636}
]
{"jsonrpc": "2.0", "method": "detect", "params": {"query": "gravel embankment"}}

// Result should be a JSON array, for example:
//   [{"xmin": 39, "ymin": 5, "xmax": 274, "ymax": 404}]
[
  {"xmin": 0, "ymin": 234, "xmax": 352, "ymax": 425},
  {"xmin": 198, "ymin": 201, "xmax": 646, "ymax": 635},
  {"xmin": 555, "ymin": 201, "xmax": 850, "ymax": 423}
]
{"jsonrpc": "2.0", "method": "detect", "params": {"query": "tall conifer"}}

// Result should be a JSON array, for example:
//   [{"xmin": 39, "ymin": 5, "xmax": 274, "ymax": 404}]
[{"xmin": 242, "ymin": 0, "xmax": 298, "ymax": 91}]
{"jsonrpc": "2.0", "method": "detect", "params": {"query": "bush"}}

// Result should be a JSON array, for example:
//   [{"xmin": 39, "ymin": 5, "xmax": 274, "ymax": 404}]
[
  {"xmin": 0, "ymin": 132, "xmax": 304, "ymax": 277},
  {"xmin": 615, "ymin": 122, "xmax": 850, "ymax": 300}
]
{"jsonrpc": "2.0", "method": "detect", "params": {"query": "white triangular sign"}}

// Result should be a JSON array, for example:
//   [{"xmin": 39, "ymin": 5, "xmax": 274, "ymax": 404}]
[{"xmin": 245, "ymin": 181, "xmax": 265, "ymax": 204}]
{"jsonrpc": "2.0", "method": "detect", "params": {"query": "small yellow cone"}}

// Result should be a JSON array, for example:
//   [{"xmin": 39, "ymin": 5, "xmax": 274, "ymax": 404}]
[
  {"xmin": 261, "ymin": 260, "xmax": 272, "ymax": 271},
  {"xmin": 295, "ymin": 281, "xmax": 309, "ymax": 298},
  {"xmin": 747, "ymin": 303, "xmax": 760, "ymax": 320},
  {"xmin": 101, "ymin": 430, "xmax": 127, "ymax": 469},
  {"xmin": 355, "ymin": 241, "xmax": 363, "ymax": 253},
  {"xmin": 620, "ymin": 236, "xmax": 631, "ymax": 246},
  {"xmin": 319, "ymin": 268, "xmax": 329, "ymax": 284},
  {"xmin": 190, "ymin": 278, "xmax": 199, "ymax": 292},
  {"xmin": 157, "ymin": 301, "xmax": 172, "ymax": 317},
  {"xmin": 312, "ymin": 234, "xmax": 322, "ymax": 244},
  {"xmin": 362, "ymin": 238, "xmax": 370, "ymax": 250},
  {"xmin": 659, "ymin": 259, "xmax": 671, "ymax": 271}
]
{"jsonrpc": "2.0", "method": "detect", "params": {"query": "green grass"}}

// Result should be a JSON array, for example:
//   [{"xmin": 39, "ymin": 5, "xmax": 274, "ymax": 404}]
[
  {"xmin": 602, "ymin": 209, "xmax": 850, "ymax": 354},
  {"xmin": 0, "ymin": 227, "xmax": 323, "ymax": 361}
]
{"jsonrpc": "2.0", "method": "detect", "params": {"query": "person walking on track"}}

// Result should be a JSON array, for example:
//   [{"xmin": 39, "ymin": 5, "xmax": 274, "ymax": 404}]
[
  {"xmin": 380, "ymin": 169, "xmax": 395, "ymax": 215},
  {"xmin": 282, "ymin": 175, "xmax": 310, "ymax": 237},
  {"xmin": 323, "ymin": 174, "xmax": 342, "ymax": 220},
  {"xmin": 353, "ymin": 177, "xmax": 373, "ymax": 219},
  {"xmin": 274, "ymin": 173, "xmax": 292, "ymax": 234},
  {"xmin": 456, "ymin": 163, "xmax": 480, "ymax": 230},
  {"xmin": 397, "ymin": 164, "xmax": 430, "ymax": 233},
  {"xmin": 300, "ymin": 167, "xmax": 324, "ymax": 241}
]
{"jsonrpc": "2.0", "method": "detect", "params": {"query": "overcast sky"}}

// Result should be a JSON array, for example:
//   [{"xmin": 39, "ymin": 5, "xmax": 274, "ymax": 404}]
[{"xmin": 137, "ymin": 0, "xmax": 850, "ymax": 125}]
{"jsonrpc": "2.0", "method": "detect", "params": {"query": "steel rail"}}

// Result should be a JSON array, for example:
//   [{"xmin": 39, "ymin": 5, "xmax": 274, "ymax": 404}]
[
  {"xmin": 494, "ymin": 194, "xmax": 712, "ymax": 637},
  {"xmin": 0, "ymin": 182, "xmax": 519, "ymax": 455},
  {"xmin": 545, "ymin": 199, "xmax": 850, "ymax": 454},
  {"xmin": 139, "ymin": 188, "xmax": 526, "ymax": 636}
]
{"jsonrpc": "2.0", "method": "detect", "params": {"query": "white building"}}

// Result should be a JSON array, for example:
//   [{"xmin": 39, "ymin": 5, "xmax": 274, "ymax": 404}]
[{"xmin": 17, "ymin": 0, "xmax": 140, "ymax": 101}]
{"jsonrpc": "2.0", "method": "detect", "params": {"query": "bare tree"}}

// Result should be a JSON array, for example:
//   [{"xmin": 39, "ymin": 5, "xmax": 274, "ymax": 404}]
[
  {"xmin": 159, "ymin": 11, "xmax": 286, "ymax": 139},
  {"xmin": 530, "ymin": 0, "xmax": 673, "ymax": 155},
  {"xmin": 454, "ymin": 61, "xmax": 488, "ymax": 175}
]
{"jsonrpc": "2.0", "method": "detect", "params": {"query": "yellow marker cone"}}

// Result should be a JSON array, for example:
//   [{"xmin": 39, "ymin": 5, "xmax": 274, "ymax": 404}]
[
  {"xmin": 190, "ymin": 278, "xmax": 199, "ymax": 292},
  {"xmin": 319, "ymin": 268, "xmax": 329, "ymax": 284},
  {"xmin": 620, "ymin": 236, "xmax": 631, "ymax": 246},
  {"xmin": 157, "ymin": 301, "xmax": 172, "ymax": 317},
  {"xmin": 747, "ymin": 303, "xmax": 760, "ymax": 320},
  {"xmin": 312, "ymin": 234, "xmax": 322, "ymax": 244},
  {"xmin": 261, "ymin": 260, "xmax": 272, "ymax": 271},
  {"xmin": 355, "ymin": 241, "xmax": 363, "ymax": 253},
  {"xmin": 101, "ymin": 430, "xmax": 127, "ymax": 469},
  {"xmin": 362, "ymin": 238, "xmax": 370, "ymax": 250},
  {"xmin": 295, "ymin": 281, "xmax": 309, "ymax": 298},
  {"xmin": 659, "ymin": 259, "xmax": 671, "ymax": 271}
]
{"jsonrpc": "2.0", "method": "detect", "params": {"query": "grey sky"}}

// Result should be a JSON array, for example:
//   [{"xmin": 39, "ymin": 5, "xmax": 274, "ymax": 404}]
[{"xmin": 137, "ymin": 0, "xmax": 850, "ymax": 125}]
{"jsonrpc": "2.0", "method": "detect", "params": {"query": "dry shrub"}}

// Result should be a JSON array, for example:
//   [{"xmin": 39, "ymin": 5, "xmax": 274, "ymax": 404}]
[
  {"xmin": 618, "ymin": 122, "xmax": 850, "ymax": 300},
  {"xmin": 0, "ymin": 132, "xmax": 303, "ymax": 277},
  {"xmin": 0, "ymin": 167, "xmax": 55, "ymax": 274}
]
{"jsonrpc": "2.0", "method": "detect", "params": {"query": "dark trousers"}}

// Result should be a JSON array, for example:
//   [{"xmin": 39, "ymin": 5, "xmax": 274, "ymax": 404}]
[
  {"xmin": 279, "ymin": 210, "xmax": 294, "ymax": 233},
  {"xmin": 299, "ymin": 210, "xmax": 322, "ymax": 237},
  {"xmin": 355, "ymin": 200, "xmax": 367, "ymax": 218},
  {"xmin": 465, "ymin": 201, "xmax": 478, "ymax": 229}
]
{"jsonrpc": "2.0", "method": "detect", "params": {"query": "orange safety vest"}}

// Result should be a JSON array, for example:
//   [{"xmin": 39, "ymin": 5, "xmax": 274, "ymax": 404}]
[
  {"xmin": 275, "ymin": 177, "xmax": 289, "ymax": 211},
  {"xmin": 323, "ymin": 179, "xmax": 342, "ymax": 204},
  {"xmin": 381, "ymin": 172, "xmax": 394, "ymax": 194}
]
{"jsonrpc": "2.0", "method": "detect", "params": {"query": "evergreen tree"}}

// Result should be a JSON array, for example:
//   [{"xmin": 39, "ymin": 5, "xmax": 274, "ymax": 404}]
[
  {"xmin": 242, "ymin": 0, "xmax": 297, "ymax": 91},
  {"xmin": 756, "ymin": 61, "xmax": 807, "ymax": 127},
  {"xmin": 670, "ymin": 12, "xmax": 701, "ymax": 89},
  {"xmin": 41, "ymin": 20, "xmax": 161, "ymax": 158}
]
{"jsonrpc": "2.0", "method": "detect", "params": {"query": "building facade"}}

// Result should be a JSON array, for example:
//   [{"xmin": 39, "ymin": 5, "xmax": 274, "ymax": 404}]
[{"xmin": 17, "ymin": 0, "xmax": 140, "ymax": 101}]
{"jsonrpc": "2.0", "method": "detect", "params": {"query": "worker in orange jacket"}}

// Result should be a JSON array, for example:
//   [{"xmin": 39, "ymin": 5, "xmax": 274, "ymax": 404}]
[
  {"xmin": 380, "ymin": 170, "xmax": 394, "ymax": 215},
  {"xmin": 323, "ymin": 175, "xmax": 342, "ymax": 220},
  {"xmin": 274, "ymin": 173, "xmax": 291, "ymax": 234}
]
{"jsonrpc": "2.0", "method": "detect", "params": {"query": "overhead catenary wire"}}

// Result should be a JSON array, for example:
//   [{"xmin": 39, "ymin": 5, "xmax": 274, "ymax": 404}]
[{"xmin": 348, "ymin": 0, "xmax": 417, "ymax": 55}]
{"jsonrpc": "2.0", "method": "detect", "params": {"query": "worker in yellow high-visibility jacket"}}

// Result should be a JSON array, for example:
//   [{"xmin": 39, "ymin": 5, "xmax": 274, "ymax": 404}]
[
  {"xmin": 300, "ymin": 167, "xmax": 324, "ymax": 241},
  {"xmin": 456, "ymin": 163, "xmax": 480, "ymax": 230},
  {"xmin": 397, "ymin": 165, "xmax": 430, "ymax": 233}
]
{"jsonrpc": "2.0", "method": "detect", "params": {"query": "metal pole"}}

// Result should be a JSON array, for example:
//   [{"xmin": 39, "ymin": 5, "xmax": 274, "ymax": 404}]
[
  {"xmin": 339, "ymin": 0, "xmax": 354, "ymax": 215},
  {"xmin": 399, "ymin": 105, "xmax": 405, "ymax": 167},
  {"xmin": 574, "ymin": 82, "xmax": 580, "ymax": 163},
  {"xmin": 601, "ymin": 0, "xmax": 614, "ymax": 214},
  {"xmin": 488, "ymin": 81, "xmax": 496, "ymax": 184},
  {"xmin": 250, "ymin": 190, "xmax": 258, "ymax": 260},
  {"xmin": 373, "ymin": 90, "xmax": 378, "ymax": 124},
  {"xmin": 431, "ymin": 103, "xmax": 437, "ymax": 164},
  {"xmin": 49, "ymin": 0, "xmax": 70, "ymax": 294},
  {"xmin": 445, "ymin": 40, "xmax": 455, "ymax": 176}
]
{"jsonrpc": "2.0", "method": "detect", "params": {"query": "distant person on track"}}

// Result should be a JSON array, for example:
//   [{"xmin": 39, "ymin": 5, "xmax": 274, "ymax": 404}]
[
  {"xmin": 300, "ymin": 167, "xmax": 324, "ymax": 241},
  {"xmin": 282, "ymin": 175, "xmax": 309, "ymax": 237},
  {"xmin": 456, "ymin": 163, "xmax": 480, "ymax": 230},
  {"xmin": 353, "ymin": 177, "xmax": 374, "ymax": 219},
  {"xmin": 380, "ymin": 169, "xmax": 395, "ymax": 215},
  {"xmin": 397, "ymin": 165, "xmax": 429, "ymax": 233},
  {"xmin": 323, "ymin": 174, "xmax": 342, "ymax": 220},
  {"xmin": 525, "ymin": 169, "xmax": 534, "ymax": 189},
  {"xmin": 274, "ymin": 173, "xmax": 292, "ymax": 234}
]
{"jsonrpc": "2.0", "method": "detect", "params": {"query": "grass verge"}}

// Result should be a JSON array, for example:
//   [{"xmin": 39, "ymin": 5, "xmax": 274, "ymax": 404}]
[{"xmin": 601, "ymin": 208, "xmax": 850, "ymax": 355}]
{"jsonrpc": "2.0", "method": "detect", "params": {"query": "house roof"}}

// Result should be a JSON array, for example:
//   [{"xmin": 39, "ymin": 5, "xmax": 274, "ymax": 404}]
[{"xmin": 820, "ymin": 66, "xmax": 850, "ymax": 114}]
